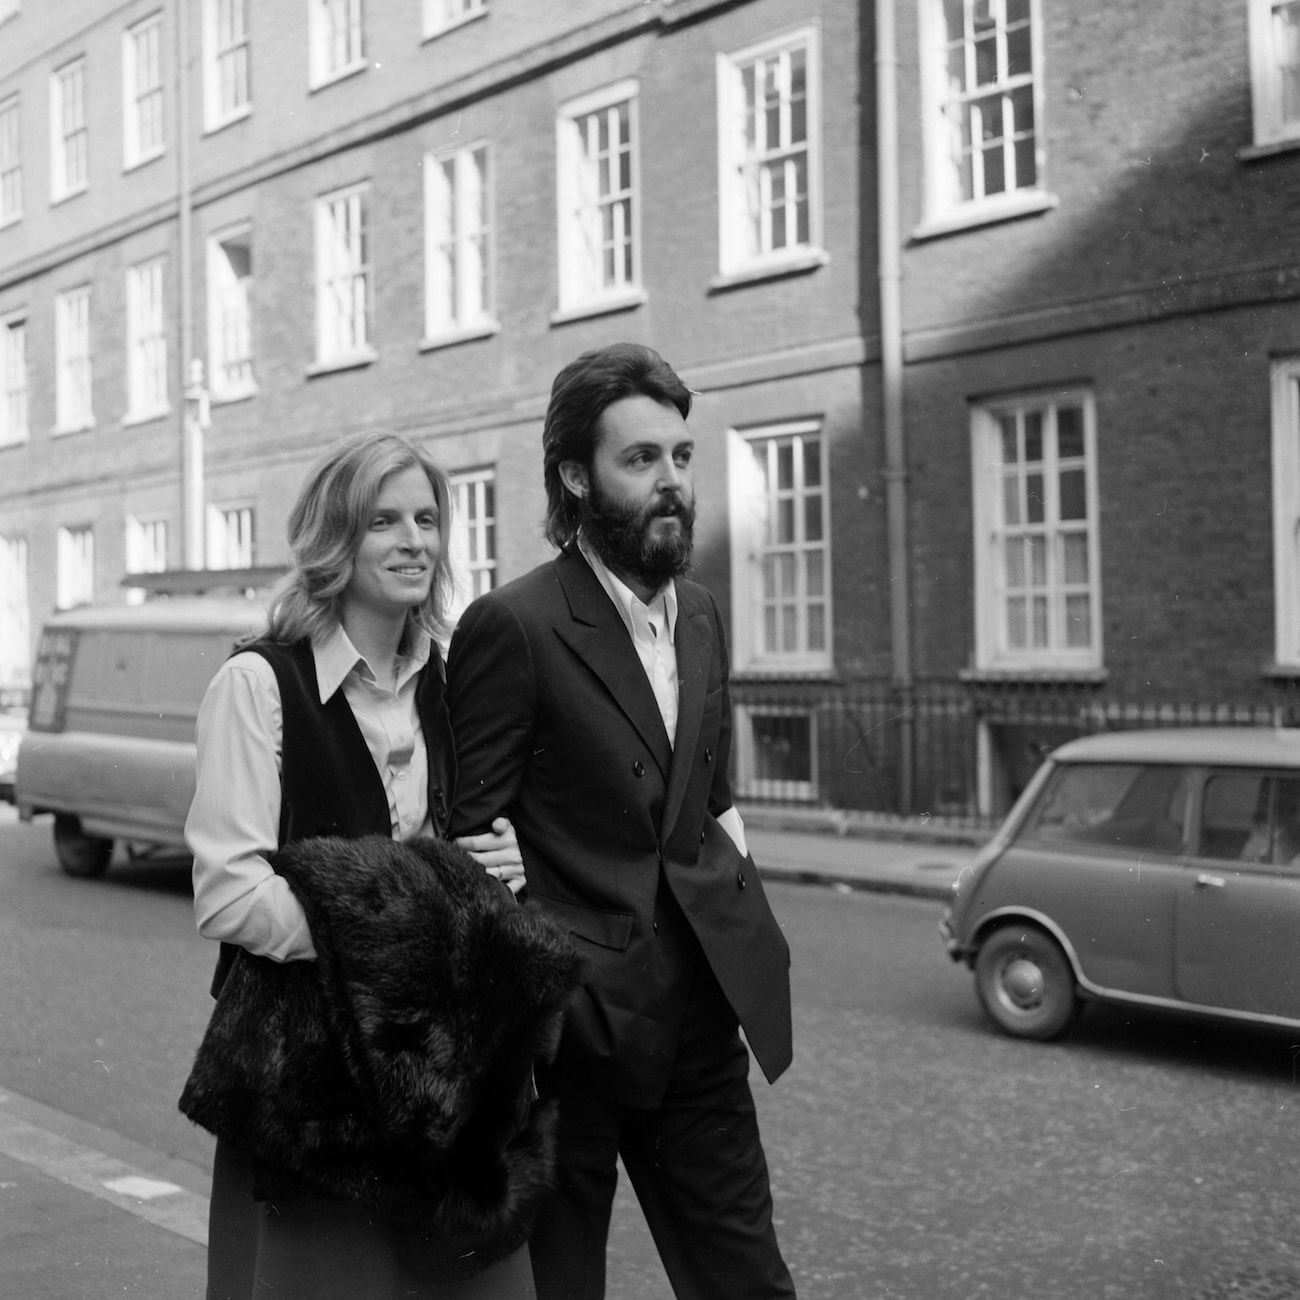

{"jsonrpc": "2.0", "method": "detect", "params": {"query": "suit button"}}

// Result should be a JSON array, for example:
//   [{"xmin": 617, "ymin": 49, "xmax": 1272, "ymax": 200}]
[
  {"xmin": 737, "ymin": 872, "xmax": 746, "ymax": 889},
  {"xmin": 700, "ymin": 830, "xmax": 706, "ymax": 844},
  {"xmin": 633, "ymin": 760, "xmax": 645, "ymax": 777},
  {"xmin": 705, "ymin": 747, "xmax": 713, "ymax": 764},
  {"xmin": 652, "ymin": 920, "xmax": 660, "ymax": 935}
]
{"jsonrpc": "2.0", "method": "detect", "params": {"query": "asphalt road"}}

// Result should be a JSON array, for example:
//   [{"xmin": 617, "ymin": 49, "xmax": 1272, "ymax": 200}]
[{"xmin": 4, "ymin": 811, "xmax": 1300, "ymax": 1298}]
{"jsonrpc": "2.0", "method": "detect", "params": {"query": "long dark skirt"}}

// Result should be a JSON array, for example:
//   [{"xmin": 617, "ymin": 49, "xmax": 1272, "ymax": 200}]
[{"xmin": 206, "ymin": 1139, "xmax": 536, "ymax": 1300}]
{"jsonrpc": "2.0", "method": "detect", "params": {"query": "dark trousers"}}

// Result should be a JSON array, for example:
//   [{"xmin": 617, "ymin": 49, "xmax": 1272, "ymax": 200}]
[{"xmin": 529, "ymin": 963, "xmax": 796, "ymax": 1300}]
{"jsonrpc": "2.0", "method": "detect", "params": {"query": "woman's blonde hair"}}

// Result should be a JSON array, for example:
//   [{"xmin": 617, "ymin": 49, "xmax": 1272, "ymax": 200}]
[{"xmin": 264, "ymin": 431, "xmax": 455, "ymax": 646}]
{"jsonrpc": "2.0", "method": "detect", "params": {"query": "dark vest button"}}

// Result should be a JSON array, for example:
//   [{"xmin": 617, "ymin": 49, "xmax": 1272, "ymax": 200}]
[{"xmin": 737, "ymin": 872, "xmax": 746, "ymax": 889}]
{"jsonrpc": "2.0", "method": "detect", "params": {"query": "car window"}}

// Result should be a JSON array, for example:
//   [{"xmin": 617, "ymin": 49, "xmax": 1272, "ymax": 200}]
[
  {"xmin": 1020, "ymin": 762, "xmax": 1189, "ymax": 854},
  {"xmin": 1200, "ymin": 772, "xmax": 1300, "ymax": 867}
]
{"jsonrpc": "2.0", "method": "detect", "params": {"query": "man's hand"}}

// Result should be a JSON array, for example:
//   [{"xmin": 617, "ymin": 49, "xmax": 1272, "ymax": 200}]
[{"xmin": 455, "ymin": 816, "xmax": 526, "ymax": 895}]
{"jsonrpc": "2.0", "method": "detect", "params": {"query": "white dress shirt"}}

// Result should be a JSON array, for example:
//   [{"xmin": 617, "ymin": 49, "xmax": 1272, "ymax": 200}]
[
  {"xmin": 577, "ymin": 535, "xmax": 748, "ymax": 857},
  {"xmin": 186, "ymin": 625, "xmax": 433, "ymax": 963}
]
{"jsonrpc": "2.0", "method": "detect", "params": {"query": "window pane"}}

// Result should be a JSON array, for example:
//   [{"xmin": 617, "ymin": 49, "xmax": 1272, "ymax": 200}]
[
  {"xmin": 1025, "ymin": 472, "xmax": 1044, "ymax": 523},
  {"xmin": 1057, "ymin": 405, "xmax": 1085, "ymax": 458},
  {"xmin": 1064, "ymin": 593, "xmax": 1090, "ymax": 647},
  {"xmin": 1059, "ymin": 468, "xmax": 1087, "ymax": 521},
  {"xmin": 999, "ymin": 414, "xmax": 1018, "ymax": 462},
  {"xmin": 1002, "ymin": 473, "xmax": 1021, "ymax": 526},
  {"xmin": 750, "ymin": 713, "xmax": 812, "ymax": 783},
  {"xmin": 1028, "ymin": 534, "xmax": 1046, "ymax": 584},
  {"xmin": 1006, "ymin": 595, "xmax": 1026, "ymax": 648},
  {"xmin": 804, "ymin": 496, "xmax": 823, "ymax": 542},
  {"xmin": 1061, "ymin": 532, "xmax": 1089, "ymax": 584},
  {"xmin": 1024, "ymin": 411, "xmax": 1043, "ymax": 462},
  {"xmin": 1004, "ymin": 537, "xmax": 1025, "ymax": 587}
]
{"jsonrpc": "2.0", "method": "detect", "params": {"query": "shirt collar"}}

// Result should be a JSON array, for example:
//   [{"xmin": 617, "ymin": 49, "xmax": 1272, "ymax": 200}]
[
  {"xmin": 311, "ymin": 623, "xmax": 432, "ymax": 701},
  {"xmin": 577, "ymin": 533, "xmax": 678, "ymax": 642}
]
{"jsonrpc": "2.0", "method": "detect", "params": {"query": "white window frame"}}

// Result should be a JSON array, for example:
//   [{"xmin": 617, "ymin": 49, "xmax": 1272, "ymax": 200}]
[
  {"xmin": 0, "ymin": 533, "xmax": 28, "ymax": 692},
  {"xmin": 123, "ymin": 14, "xmax": 165, "ymax": 169},
  {"xmin": 1272, "ymin": 357, "xmax": 1300, "ymax": 666},
  {"xmin": 204, "ymin": 0, "xmax": 251, "ymax": 130},
  {"xmin": 919, "ymin": 0, "xmax": 1045, "ymax": 227},
  {"xmin": 56, "ymin": 525, "xmax": 94, "ymax": 610},
  {"xmin": 971, "ymin": 390, "xmax": 1102, "ymax": 673},
  {"xmin": 555, "ymin": 81, "xmax": 641, "ymax": 316},
  {"xmin": 125, "ymin": 515, "xmax": 168, "ymax": 602},
  {"xmin": 424, "ymin": 143, "xmax": 496, "ymax": 343},
  {"xmin": 1251, "ymin": 0, "xmax": 1300, "ymax": 148},
  {"xmin": 734, "ymin": 704, "xmax": 819, "ymax": 802},
  {"xmin": 447, "ymin": 467, "xmax": 496, "ymax": 624},
  {"xmin": 315, "ymin": 183, "xmax": 372, "ymax": 366},
  {"xmin": 0, "ymin": 94, "xmax": 21, "ymax": 227},
  {"xmin": 206, "ymin": 504, "xmax": 254, "ymax": 569},
  {"xmin": 51, "ymin": 58, "xmax": 88, "ymax": 202},
  {"xmin": 208, "ymin": 224, "xmax": 255, "ymax": 398},
  {"xmin": 727, "ymin": 420, "xmax": 832, "ymax": 674},
  {"xmin": 126, "ymin": 258, "xmax": 169, "ymax": 420},
  {"xmin": 309, "ymin": 0, "xmax": 365, "ymax": 89},
  {"xmin": 54, "ymin": 286, "xmax": 93, "ymax": 434},
  {"xmin": 0, "ymin": 313, "xmax": 26, "ymax": 446},
  {"xmin": 423, "ymin": 0, "xmax": 486, "ymax": 40},
  {"xmin": 716, "ymin": 26, "xmax": 823, "ymax": 279}
]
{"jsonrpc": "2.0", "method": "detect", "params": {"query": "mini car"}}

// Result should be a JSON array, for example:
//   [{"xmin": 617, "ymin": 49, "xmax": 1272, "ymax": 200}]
[{"xmin": 941, "ymin": 727, "xmax": 1300, "ymax": 1040}]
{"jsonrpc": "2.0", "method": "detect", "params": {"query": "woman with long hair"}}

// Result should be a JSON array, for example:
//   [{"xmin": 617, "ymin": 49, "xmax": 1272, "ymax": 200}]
[{"xmin": 185, "ymin": 431, "xmax": 538, "ymax": 1299}]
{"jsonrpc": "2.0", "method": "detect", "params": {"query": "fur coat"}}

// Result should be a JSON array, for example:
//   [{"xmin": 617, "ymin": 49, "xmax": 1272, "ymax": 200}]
[{"xmin": 179, "ymin": 833, "xmax": 581, "ymax": 1273}]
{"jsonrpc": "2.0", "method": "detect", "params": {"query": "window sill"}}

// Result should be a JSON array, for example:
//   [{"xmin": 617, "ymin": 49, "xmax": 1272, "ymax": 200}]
[
  {"xmin": 959, "ymin": 666, "xmax": 1106, "ymax": 686},
  {"xmin": 422, "ymin": 9, "xmax": 488, "ymax": 42},
  {"xmin": 708, "ymin": 249, "xmax": 828, "ymax": 294},
  {"xmin": 51, "ymin": 422, "xmax": 95, "ymax": 438},
  {"xmin": 306, "ymin": 349, "xmax": 377, "ymax": 378},
  {"xmin": 308, "ymin": 60, "xmax": 368, "ymax": 94},
  {"xmin": 122, "ymin": 406, "xmax": 171, "ymax": 428},
  {"xmin": 0, "ymin": 213, "xmax": 21, "ymax": 231},
  {"xmin": 911, "ymin": 191, "xmax": 1059, "ymax": 243},
  {"xmin": 203, "ymin": 106, "xmax": 252, "ymax": 137},
  {"xmin": 1264, "ymin": 661, "xmax": 1300, "ymax": 680},
  {"xmin": 550, "ymin": 290, "xmax": 645, "ymax": 326},
  {"xmin": 420, "ymin": 320, "xmax": 500, "ymax": 352},
  {"xmin": 733, "ymin": 666, "xmax": 837, "ymax": 683},
  {"xmin": 1238, "ymin": 136, "xmax": 1300, "ymax": 162},
  {"xmin": 211, "ymin": 384, "xmax": 258, "ymax": 406},
  {"xmin": 0, "ymin": 433, "xmax": 28, "ymax": 449},
  {"xmin": 50, "ymin": 185, "xmax": 88, "ymax": 207},
  {"xmin": 123, "ymin": 149, "xmax": 165, "ymax": 174}
]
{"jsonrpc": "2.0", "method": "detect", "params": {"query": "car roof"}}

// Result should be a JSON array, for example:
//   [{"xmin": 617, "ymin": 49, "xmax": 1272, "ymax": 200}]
[
  {"xmin": 1050, "ymin": 727, "xmax": 1300, "ymax": 768},
  {"xmin": 41, "ymin": 596, "xmax": 268, "ymax": 635}
]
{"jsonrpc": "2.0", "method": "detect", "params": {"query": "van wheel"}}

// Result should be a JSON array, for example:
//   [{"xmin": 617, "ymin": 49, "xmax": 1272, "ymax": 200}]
[
  {"xmin": 974, "ymin": 925, "xmax": 1077, "ymax": 1041},
  {"xmin": 53, "ymin": 814, "xmax": 113, "ymax": 878}
]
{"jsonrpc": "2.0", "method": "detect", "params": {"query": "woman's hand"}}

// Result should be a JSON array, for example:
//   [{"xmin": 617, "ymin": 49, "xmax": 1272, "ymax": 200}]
[{"xmin": 455, "ymin": 816, "xmax": 526, "ymax": 895}]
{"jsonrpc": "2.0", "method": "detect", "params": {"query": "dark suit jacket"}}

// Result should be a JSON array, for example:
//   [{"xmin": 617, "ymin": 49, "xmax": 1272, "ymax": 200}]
[{"xmin": 446, "ymin": 550, "xmax": 792, "ymax": 1108}]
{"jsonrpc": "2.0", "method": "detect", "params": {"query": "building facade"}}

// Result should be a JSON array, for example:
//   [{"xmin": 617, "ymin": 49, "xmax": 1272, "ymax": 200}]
[{"xmin": 1, "ymin": 0, "xmax": 1298, "ymax": 818}]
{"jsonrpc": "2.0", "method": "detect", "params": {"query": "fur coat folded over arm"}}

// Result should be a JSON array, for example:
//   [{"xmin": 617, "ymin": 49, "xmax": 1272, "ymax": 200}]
[{"xmin": 179, "ymin": 833, "xmax": 581, "ymax": 1265}]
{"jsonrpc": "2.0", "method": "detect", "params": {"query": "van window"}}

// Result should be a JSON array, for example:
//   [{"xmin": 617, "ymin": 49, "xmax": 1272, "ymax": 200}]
[
  {"xmin": 1021, "ymin": 762, "xmax": 1189, "ymax": 854},
  {"xmin": 1200, "ymin": 772, "xmax": 1300, "ymax": 866}
]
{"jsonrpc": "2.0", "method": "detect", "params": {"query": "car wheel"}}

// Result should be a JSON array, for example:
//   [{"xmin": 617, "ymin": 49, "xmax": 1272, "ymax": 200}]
[
  {"xmin": 53, "ymin": 814, "xmax": 113, "ymax": 879},
  {"xmin": 974, "ymin": 924, "xmax": 1077, "ymax": 1041}
]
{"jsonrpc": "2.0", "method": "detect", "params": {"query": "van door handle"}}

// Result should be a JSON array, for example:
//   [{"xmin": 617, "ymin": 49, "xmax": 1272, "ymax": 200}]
[{"xmin": 1196, "ymin": 874, "xmax": 1226, "ymax": 889}]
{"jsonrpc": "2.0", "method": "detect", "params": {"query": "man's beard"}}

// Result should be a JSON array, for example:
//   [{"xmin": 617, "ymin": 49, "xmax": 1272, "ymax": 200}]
[{"xmin": 580, "ymin": 478, "xmax": 696, "ymax": 590}]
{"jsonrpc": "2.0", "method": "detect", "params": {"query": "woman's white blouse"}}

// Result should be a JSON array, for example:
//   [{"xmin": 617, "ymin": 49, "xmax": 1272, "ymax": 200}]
[{"xmin": 186, "ymin": 626, "xmax": 433, "ymax": 963}]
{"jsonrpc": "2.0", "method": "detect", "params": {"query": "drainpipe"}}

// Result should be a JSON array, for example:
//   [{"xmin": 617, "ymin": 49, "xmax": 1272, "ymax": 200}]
[
  {"xmin": 875, "ymin": 0, "xmax": 916, "ymax": 811},
  {"xmin": 176, "ymin": 0, "xmax": 205, "ymax": 570}
]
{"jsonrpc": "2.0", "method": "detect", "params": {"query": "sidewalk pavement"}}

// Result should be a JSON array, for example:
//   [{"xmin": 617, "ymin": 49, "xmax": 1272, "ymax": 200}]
[
  {"xmin": 742, "ymin": 804, "xmax": 988, "ymax": 900},
  {"xmin": 0, "ymin": 812, "xmax": 989, "ymax": 1297}
]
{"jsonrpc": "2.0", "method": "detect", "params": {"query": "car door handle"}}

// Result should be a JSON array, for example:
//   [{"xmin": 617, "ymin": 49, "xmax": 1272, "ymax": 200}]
[{"xmin": 1196, "ymin": 873, "xmax": 1226, "ymax": 889}]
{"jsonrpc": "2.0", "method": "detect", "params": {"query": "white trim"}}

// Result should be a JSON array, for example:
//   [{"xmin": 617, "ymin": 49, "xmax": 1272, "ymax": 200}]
[
  {"xmin": 122, "ymin": 13, "xmax": 166, "ymax": 171},
  {"xmin": 716, "ymin": 24, "xmax": 823, "ymax": 278},
  {"xmin": 1272, "ymin": 357, "xmax": 1300, "ymax": 666},
  {"xmin": 555, "ymin": 79, "xmax": 641, "ymax": 315},
  {"xmin": 314, "ymin": 182, "xmax": 372, "ymax": 366},
  {"xmin": 970, "ymin": 389, "xmax": 1102, "ymax": 673},
  {"xmin": 308, "ymin": 0, "xmax": 367, "ymax": 90},
  {"xmin": 203, "ymin": 0, "xmax": 252, "ymax": 133},
  {"xmin": 1250, "ymin": 0, "xmax": 1300, "ymax": 147},
  {"xmin": 206, "ymin": 222, "xmax": 256, "ymax": 399},
  {"xmin": 423, "ymin": 140, "xmax": 496, "ymax": 341},
  {"xmin": 734, "ymin": 703, "xmax": 818, "ymax": 802}
]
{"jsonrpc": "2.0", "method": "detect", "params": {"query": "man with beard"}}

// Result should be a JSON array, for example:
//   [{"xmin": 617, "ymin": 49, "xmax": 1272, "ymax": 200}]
[{"xmin": 446, "ymin": 342, "xmax": 796, "ymax": 1300}]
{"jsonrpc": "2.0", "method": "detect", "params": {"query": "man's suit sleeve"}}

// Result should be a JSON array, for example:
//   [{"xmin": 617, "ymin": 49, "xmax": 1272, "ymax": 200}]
[{"xmin": 445, "ymin": 596, "xmax": 536, "ymax": 838}]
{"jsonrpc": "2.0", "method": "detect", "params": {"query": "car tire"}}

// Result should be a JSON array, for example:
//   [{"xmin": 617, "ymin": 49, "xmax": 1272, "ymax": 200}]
[
  {"xmin": 53, "ymin": 813, "xmax": 113, "ymax": 879},
  {"xmin": 974, "ymin": 924, "xmax": 1078, "ymax": 1041}
]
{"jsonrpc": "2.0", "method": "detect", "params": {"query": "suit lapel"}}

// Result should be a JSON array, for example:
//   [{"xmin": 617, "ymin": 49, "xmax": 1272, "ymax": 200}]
[
  {"xmin": 553, "ymin": 553, "xmax": 674, "ymax": 780},
  {"xmin": 661, "ymin": 590, "xmax": 712, "ymax": 838}
]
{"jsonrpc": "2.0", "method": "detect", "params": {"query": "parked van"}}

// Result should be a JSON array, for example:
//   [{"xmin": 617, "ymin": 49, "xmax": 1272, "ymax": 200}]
[{"xmin": 16, "ymin": 596, "xmax": 267, "ymax": 876}]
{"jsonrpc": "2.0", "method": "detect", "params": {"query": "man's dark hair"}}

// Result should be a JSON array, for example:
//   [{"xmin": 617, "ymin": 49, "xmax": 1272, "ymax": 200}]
[{"xmin": 542, "ymin": 342, "xmax": 693, "ymax": 551}]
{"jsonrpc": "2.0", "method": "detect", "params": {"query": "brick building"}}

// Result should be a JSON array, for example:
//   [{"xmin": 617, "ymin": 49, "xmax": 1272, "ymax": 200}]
[{"xmin": 1, "ymin": 0, "xmax": 1297, "ymax": 818}]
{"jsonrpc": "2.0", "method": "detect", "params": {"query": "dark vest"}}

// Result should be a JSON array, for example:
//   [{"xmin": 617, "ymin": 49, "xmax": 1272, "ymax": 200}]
[{"xmin": 210, "ymin": 636, "xmax": 455, "ymax": 995}]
